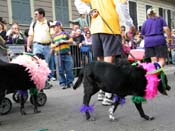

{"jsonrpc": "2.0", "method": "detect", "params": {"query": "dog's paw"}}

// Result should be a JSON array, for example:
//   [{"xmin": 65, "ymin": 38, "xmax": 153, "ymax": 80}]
[
  {"xmin": 109, "ymin": 114, "xmax": 115, "ymax": 121},
  {"xmin": 149, "ymin": 116, "xmax": 154, "ymax": 120},
  {"xmin": 20, "ymin": 109, "xmax": 27, "ymax": 115},
  {"xmin": 21, "ymin": 111, "xmax": 27, "ymax": 115},
  {"xmin": 34, "ymin": 109, "xmax": 41, "ymax": 114},
  {"xmin": 88, "ymin": 117, "xmax": 96, "ymax": 121},
  {"xmin": 143, "ymin": 115, "xmax": 154, "ymax": 120}
]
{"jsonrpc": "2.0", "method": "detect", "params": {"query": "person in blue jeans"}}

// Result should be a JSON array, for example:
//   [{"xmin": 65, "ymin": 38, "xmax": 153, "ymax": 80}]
[
  {"xmin": 27, "ymin": 8, "xmax": 52, "ymax": 89},
  {"xmin": 50, "ymin": 20, "xmax": 74, "ymax": 89},
  {"xmin": 48, "ymin": 51, "xmax": 56, "ymax": 80},
  {"xmin": 170, "ymin": 29, "xmax": 175, "ymax": 64},
  {"xmin": 57, "ymin": 54, "xmax": 74, "ymax": 89},
  {"xmin": 79, "ymin": 30, "xmax": 93, "ymax": 65}
]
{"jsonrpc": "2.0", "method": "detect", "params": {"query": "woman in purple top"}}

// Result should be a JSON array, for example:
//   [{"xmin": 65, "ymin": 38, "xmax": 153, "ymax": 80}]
[{"xmin": 141, "ymin": 8, "xmax": 171, "ymax": 67}]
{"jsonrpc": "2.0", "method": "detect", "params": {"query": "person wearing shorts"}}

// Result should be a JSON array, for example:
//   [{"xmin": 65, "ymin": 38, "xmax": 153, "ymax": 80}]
[
  {"xmin": 75, "ymin": 0, "xmax": 134, "ymax": 105},
  {"xmin": 141, "ymin": 8, "xmax": 171, "ymax": 67}
]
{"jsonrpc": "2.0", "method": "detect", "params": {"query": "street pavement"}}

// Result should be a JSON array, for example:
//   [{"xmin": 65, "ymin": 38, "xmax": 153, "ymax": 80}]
[{"xmin": 0, "ymin": 64, "xmax": 175, "ymax": 131}]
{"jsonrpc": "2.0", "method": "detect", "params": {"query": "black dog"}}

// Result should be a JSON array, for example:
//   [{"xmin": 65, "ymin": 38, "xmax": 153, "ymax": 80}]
[
  {"xmin": 0, "ymin": 59, "xmax": 40, "ymax": 117},
  {"xmin": 73, "ymin": 61, "xmax": 170, "ymax": 121}
]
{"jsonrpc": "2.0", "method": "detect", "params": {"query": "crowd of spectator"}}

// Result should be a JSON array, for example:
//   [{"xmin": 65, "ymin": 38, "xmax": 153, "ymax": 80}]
[
  {"xmin": 0, "ymin": 8, "xmax": 93, "ymax": 90},
  {"xmin": 0, "ymin": 6, "xmax": 175, "ymax": 91}
]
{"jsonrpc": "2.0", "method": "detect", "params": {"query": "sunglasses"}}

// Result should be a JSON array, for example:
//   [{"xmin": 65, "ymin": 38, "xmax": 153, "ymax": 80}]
[{"xmin": 34, "ymin": 13, "xmax": 39, "ymax": 16}]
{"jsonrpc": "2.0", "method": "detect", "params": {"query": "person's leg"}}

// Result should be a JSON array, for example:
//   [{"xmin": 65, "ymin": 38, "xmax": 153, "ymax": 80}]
[
  {"xmin": 102, "ymin": 56, "xmax": 114, "ymax": 105},
  {"xmin": 158, "ymin": 57, "xmax": 166, "ymax": 67},
  {"xmin": 97, "ymin": 57, "xmax": 104, "ymax": 61},
  {"xmin": 96, "ymin": 56, "xmax": 105, "ymax": 101},
  {"xmin": 92, "ymin": 34, "xmax": 106, "ymax": 101},
  {"xmin": 49, "ymin": 53, "xmax": 56, "ymax": 80},
  {"xmin": 43, "ymin": 45, "xmax": 51, "ymax": 64},
  {"xmin": 145, "ymin": 46, "xmax": 157, "ymax": 64},
  {"xmin": 156, "ymin": 44, "xmax": 168, "ymax": 67},
  {"xmin": 43, "ymin": 45, "xmax": 54, "ymax": 89},
  {"xmin": 102, "ymin": 34, "xmax": 122, "ymax": 106},
  {"xmin": 151, "ymin": 56, "xmax": 158, "ymax": 63},
  {"xmin": 88, "ymin": 51, "xmax": 93, "ymax": 63},
  {"xmin": 32, "ymin": 43, "xmax": 43, "ymax": 56},
  {"xmin": 64, "ymin": 55, "xmax": 74, "ymax": 88},
  {"xmin": 58, "ymin": 55, "xmax": 67, "ymax": 89},
  {"xmin": 171, "ymin": 49, "xmax": 175, "ymax": 64},
  {"xmin": 33, "ymin": 43, "xmax": 52, "ymax": 89},
  {"xmin": 101, "ymin": 35, "xmax": 122, "ymax": 106}
]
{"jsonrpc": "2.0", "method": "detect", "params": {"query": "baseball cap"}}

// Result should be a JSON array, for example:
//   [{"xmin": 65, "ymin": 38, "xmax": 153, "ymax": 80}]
[
  {"xmin": 50, "ymin": 20, "xmax": 62, "ymax": 27},
  {"xmin": 147, "ymin": 8, "xmax": 156, "ymax": 15}
]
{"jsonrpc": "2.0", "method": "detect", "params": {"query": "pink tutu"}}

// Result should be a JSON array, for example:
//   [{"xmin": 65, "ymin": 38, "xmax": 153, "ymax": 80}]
[
  {"xmin": 11, "ymin": 55, "xmax": 51, "ymax": 90},
  {"xmin": 140, "ymin": 63, "xmax": 160, "ymax": 99}
]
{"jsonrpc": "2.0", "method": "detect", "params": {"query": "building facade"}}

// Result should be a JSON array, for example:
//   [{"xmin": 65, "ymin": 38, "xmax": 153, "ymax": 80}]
[{"xmin": 0, "ymin": 0, "xmax": 175, "ymax": 30}]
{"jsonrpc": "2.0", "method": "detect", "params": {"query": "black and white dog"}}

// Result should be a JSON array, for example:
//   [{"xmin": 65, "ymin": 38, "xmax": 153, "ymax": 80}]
[
  {"xmin": 73, "ymin": 60, "xmax": 170, "ymax": 121},
  {"xmin": 0, "ymin": 59, "xmax": 40, "ymax": 116}
]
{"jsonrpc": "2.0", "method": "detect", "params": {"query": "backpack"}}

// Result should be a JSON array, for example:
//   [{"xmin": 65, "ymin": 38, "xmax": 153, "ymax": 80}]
[{"xmin": 32, "ymin": 20, "xmax": 50, "ymax": 31}]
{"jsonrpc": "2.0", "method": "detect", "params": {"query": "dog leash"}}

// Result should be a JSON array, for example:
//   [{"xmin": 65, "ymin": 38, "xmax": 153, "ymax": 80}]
[{"xmin": 90, "ymin": 9, "xmax": 137, "ymax": 61}]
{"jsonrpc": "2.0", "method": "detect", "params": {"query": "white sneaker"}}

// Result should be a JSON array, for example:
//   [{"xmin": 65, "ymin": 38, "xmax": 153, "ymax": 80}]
[
  {"xmin": 50, "ymin": 77, "xmax": 56, "ymax": 81},
  {"xmin": 102, "ymin": 97, "xmax": 113, "ymax": 106},
  {"xmin": 97, "ymin": 91, "xmax": 105, "ymax": 101},
  {"xmin": 60, "ymin": 84, "xmax": 67, "ymax": 89}
]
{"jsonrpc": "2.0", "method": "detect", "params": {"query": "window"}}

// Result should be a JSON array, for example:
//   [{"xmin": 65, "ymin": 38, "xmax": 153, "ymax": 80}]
[
  {"xmin": 129, "ymin": 1, "xmax": 138, "ymax": 29},
  {"xmin": 167, "ymin": 10, "xmax": 171, "ymax": 29},
  {"xmin": 11, "ymin": 0, "xmax": 31, "ymax": 24},
  {"xmin": 146, "ymin": 5, "xmax": 152, "ymax": 18},
  {"xmin": 55, "ymin": 0, "xmax": 69, "ymax": 27},
  {"xmin": 159, "ymin": 8, "xmax": 172, "ymax": 29},
  {"xmin": 159, "ymin": 8, "xmax": 163, "ymax": 17}
]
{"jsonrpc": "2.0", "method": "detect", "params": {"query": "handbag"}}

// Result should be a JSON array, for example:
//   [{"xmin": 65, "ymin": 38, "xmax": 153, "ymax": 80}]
[
  {"xmin": 122, "ymin": 43, "xmax": 130, "ymax": 54},
  {"xmin": 80, "ymin": 45, "xmax": 91, "ymax": 52}
]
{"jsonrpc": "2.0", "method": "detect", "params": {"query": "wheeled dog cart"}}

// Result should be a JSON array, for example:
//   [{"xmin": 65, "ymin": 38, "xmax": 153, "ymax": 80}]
[{"xmin": 0, "ymin": 45, "xmax": 48, "ymax": 115}]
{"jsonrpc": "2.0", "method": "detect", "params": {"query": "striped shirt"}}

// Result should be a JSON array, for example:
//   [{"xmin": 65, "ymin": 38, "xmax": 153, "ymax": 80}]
[{"xmin": 51, "ymin": 31, "xmax": 70, "ymax": 54}]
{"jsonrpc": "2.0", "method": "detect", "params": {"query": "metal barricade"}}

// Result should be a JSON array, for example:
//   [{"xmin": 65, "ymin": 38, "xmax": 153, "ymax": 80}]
[
  {"xmin": 71, "ymin": 44, "xmax": 93, "ymax": 77},
  {"xmin": 6, "ymin": 44, "xmax": 25, "ymax": 61},
  {"xmin": 55, "ymin": 44, "xmax": 93, "ymax": 79}
]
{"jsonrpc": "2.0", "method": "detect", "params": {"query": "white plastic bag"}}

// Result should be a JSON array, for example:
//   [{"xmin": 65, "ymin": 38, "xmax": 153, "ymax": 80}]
[{"xmin": 114, "ymin": 0, "xmax": 133, "ymax": 28}]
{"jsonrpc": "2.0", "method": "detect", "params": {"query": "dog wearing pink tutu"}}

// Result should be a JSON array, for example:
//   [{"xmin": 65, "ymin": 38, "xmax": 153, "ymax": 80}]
[{"xmin": 0, "ymin": 53, "xmax": 50, "ymax": 123}]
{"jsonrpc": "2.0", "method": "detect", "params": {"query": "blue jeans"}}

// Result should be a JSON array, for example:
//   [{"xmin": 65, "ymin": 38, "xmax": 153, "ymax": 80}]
[
  {"xmin": 48, "ymin": 53, "xmax": 56, "ymax": 78},
  {"xmin": 82, "ymin": 51, "xmax": 93, "ymax": 66},
  {"xmin": 171, "ymin": 49, "xmax": 175, "ymax": 64},
  {"xmin": 56, "ymin": 54, "xmax": 74, "ymax": 86},
  {"xmin": 32, "ymin": 42, "xmax": 50, "ymax": 64}
]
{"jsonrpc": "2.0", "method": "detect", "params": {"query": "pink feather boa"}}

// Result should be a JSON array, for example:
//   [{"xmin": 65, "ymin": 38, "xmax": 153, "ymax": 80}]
[
  {"xmin": 140, "ymin": 63, "xmax": 160, "ymax": 100},
  {"xmin": 11, "ymin": 55, "xmax": 51, "ymax": 91}
]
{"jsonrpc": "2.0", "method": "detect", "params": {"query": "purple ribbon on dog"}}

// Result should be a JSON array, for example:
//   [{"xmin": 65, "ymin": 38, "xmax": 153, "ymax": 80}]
[
  {"xmin": 80, "ymin": 105, "xmax": 94, "ymax": 113},
  {"xmin": 113, "ymin": 95, "xmax": 119, "ymax": 102},
  {"xmin": 113, "ymin": 95, "xmax": 125, "ymax": 105},
  {"xmin": 119, "ymin": 98, "xmax": 126, "ymax": 105},
  {"xmin": 17, "ymin": 90, "xmax": 28, "ymax": 96}
]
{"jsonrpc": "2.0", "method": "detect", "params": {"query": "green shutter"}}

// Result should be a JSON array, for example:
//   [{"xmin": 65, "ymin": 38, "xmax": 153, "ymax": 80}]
[
  {"xmin": 12, "ymin": 0, "xmax": 31, "ymax": 24},
  {"xmin": 129, "ymin": 1, "xmax": 138, "ymax": 29},
  {"xmin": 55, "ymin": 0, "xmax": 69, "ymax": 27}
]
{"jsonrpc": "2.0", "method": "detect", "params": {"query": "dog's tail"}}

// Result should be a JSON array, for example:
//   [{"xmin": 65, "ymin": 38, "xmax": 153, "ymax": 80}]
[{"xmin": 73, "ymin": 69, "xmax": 84, "ymax": 90}]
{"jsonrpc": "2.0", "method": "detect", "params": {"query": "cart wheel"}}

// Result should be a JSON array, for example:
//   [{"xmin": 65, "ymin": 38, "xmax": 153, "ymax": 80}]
[
  {"xmin": 30, "ymin": 93, "xmax": 47, "ymax": 106},
  {"xmin": 0, "ymin": 97, "xmax": 12, "ymax": 115},
  {"xmin": 12, "ymin": 92, "xmax": 28, "ymax": 103}
]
